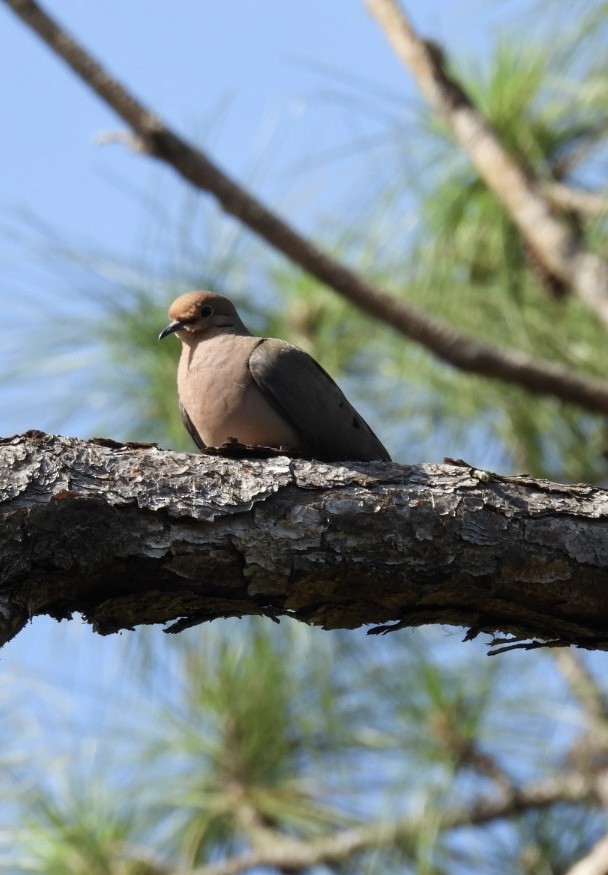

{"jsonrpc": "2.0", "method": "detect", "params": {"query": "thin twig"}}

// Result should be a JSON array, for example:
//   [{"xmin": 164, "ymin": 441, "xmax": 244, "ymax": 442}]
[
  {"xmin": 365, "ymin": 0, "xmax": 608, "ymax": 327},
  {"xmin": 5, "ymin": 1, "xmax": 608, "ymax": 415}
]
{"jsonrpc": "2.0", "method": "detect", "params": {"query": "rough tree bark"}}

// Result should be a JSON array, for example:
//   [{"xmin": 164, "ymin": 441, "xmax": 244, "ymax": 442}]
[{"xmin": 2, "ymin": 431, "xmax": 608, "ymax": 652}]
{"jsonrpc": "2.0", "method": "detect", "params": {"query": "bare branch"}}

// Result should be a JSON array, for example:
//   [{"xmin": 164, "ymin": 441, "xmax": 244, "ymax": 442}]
[
  {"xmin": 4, "ymin": 2, "xmax": 608, "ymax": 415},
  {"xmin": 183, "ymin": 771, "xmax": 605, "ymax": 875},
  {"xmin": 365, "ymin": 0, "xmax": 608, "ymax": 327}
]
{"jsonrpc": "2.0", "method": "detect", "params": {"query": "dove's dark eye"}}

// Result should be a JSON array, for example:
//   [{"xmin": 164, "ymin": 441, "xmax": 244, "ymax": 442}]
[{"xmin": 200, "ymin": 305, "xmax": 214, "ymax": 318}]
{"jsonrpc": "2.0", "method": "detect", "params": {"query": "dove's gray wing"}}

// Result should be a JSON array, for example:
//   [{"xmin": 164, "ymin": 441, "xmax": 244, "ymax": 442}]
[{"xmin": 248, "ymin": 339, "xmax": 390, "ymax": 462}]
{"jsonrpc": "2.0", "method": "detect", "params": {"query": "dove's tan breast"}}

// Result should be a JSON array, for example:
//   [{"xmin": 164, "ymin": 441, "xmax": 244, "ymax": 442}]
[{"xmin": 177, "ymin": 333, "xmax": 303, "ymax": 451}]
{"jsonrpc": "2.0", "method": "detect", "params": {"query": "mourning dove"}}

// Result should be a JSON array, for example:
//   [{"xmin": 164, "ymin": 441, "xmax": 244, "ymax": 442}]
[{"xmin": 159, "ymin": 291, "xmax": 391, "ymax": 462}]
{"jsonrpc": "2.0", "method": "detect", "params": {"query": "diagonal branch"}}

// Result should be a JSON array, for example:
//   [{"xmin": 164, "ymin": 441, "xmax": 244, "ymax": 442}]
[
  {"xmin": 4, "ymin": 0, "xmax": 608, "ymax": 414},
  {"xmin": 365, "ymin": 0, "xmax": 608, "ymax": 327}
]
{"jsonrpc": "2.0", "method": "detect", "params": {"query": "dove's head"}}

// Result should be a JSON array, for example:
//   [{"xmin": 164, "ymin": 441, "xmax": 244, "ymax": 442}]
[{"xmin": 159, "ymin": 291, "xmax": 249, "ymax": 341}]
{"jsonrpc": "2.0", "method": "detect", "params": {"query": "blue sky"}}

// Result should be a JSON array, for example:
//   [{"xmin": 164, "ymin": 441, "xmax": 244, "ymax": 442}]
[
  {"xmin": 0, "ymin": 0, "xmax": 526, "ymax": 437},
  {"xmin": 1, "ymin": 1, "xmax": 416, "ymax": 280},
  {"xmin": 0, "ymin": 0, "xmax": 517, "ymax": 260},
  {"xmin": 2, "ymin": 1, "xmax": 421, "ymax": 440}
]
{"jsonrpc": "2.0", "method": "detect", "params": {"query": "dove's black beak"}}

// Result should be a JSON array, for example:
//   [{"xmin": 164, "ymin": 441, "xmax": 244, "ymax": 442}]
[{"xmin": 158, "ymin": 320, "xmax": 184, "ymax": 341}]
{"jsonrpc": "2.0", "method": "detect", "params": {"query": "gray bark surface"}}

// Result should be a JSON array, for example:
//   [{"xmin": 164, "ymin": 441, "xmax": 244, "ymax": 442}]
[{"xmin": 1, "ymin": 431, "xmax": 608, "ymax": 651}]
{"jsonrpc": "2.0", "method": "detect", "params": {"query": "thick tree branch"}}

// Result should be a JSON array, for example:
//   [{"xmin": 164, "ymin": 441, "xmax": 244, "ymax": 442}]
[
  {"xmin": 3, "ymin": 432, "xmax": 608, "ymax": 651},
  {"xmin": 366, "ymin": 0, "xmax": 608, "ymax": 326},
  {"xmin": 5, "ymin": 2, "xmax": 608, "ymax": 416}
]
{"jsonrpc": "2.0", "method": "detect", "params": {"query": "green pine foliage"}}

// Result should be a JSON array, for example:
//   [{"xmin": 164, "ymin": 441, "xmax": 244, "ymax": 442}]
[{"xmin": 2, "ymin": 623, "xmax": 607, "ymax": 873}]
